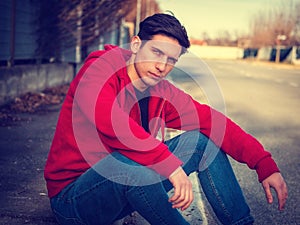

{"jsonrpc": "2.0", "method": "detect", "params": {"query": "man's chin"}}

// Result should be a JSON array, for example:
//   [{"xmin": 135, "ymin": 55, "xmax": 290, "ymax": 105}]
[{"xmin": 142, "ymin": 77, "xmax": 161, "ymax": 87}]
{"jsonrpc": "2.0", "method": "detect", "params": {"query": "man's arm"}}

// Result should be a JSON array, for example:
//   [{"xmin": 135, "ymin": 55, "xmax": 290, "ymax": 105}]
[{"xmin": 162, "ymin": 83, "xmax": 288, "ymax": 210}]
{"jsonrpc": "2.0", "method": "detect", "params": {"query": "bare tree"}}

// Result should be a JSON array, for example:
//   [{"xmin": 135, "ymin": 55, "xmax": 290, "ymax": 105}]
[
  {"xmin": 249, "ymin": 10, "xmax": 273, "ymax": 47},
  {"xmin": 35, "ymin": 0, "xmax": 137, "ymax": 62},
  {"xmin": 35, "ymin": 0, "xmax": 161, "ymax": 62},
  {"xmin": 125, "ymin": 0, "xmax": 161, "ymax": 31},
  {"xmin": 249, "ymin": 0, "xmax": 299, "ymax": 48},
  {"xmin": 203, "ymin": 30, "xmax": 237, "ymax": 46},
  {"xmin": 58, "ymin": 0, "xmax": 136, "ymax": 47},
  {"xmin": 290, "ymin": 2, "xmax": 300, "ymax": 45}
]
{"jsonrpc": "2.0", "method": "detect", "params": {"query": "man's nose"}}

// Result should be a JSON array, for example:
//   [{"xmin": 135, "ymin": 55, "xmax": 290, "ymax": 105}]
[{"xmin": 155, "ymin": 57, "xmax": 167, "ymax": 72}]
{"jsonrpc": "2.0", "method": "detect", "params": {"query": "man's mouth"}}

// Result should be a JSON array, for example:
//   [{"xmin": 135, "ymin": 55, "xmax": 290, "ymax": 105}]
[{"xmin": 149, "ymin": 72, "xmax": 161, "ymax": 79}]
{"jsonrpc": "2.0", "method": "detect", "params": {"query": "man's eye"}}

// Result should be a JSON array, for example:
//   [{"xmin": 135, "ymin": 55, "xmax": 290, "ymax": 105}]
[
  {"xmin": 153, "ymin": 49, "xmax": 162, "ymax": 56},
  {"xmin": 168, "ymin": 58, "xmax": 177, "ymax": 65}
]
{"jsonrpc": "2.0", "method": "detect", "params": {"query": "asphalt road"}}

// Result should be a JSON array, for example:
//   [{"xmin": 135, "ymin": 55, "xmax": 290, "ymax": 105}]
[
  {"xmin": 0, "ymin": 106, "xmax": 59, "ymax": 224},
  {"xmin": 171, "ymin": 57, "xmax": 300, "ymax": 225},
  {"xmin": 0, "ymin": 58, "xmax": 299, "ymax": 225},
  {"xmin": 207, "ymin": 59, "xmax": 300, "ymax": 225}
]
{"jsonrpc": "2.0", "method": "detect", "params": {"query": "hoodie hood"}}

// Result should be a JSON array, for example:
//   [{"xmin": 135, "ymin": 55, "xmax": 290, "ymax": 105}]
[{"xmin": 85, "ymin": 44, "xmax": 132, "ymax": 64}]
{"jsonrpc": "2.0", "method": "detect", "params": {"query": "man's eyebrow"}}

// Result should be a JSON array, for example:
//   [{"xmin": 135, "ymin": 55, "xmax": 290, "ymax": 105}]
[{"xmin": 152, "ymin": 46, "xmax": 164, "ymax": 54}]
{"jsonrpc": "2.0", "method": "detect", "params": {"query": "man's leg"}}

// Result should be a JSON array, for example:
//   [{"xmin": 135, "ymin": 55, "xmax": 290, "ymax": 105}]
[
  {"xmin": 50, "ymin": 152, "xmax": 189, "ymax": 225},
  {"xmin": 164, "ymin": 130, "xmax": 254, "ymax": 225}
]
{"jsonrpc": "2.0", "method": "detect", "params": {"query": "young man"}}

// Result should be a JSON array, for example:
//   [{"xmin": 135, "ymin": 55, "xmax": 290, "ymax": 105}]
[{"xmin": 45, "ymin": 13, "xmax": 287, "ymax": 225}]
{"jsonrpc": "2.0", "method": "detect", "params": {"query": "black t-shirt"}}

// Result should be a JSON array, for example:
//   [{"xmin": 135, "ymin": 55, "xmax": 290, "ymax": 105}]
[{"xmin": 134, "ymin": 88, "xmax": 150, "ymax": 133}]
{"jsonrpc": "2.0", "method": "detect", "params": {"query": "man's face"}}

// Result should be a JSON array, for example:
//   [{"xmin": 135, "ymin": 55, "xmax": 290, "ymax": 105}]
[{"xmin": 131, "ymin": 34, "xmax": 182, "ymax": 90}]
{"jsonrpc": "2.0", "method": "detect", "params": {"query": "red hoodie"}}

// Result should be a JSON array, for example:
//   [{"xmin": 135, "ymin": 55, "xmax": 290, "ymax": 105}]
[{"xmin": 44, "ymin": 45, "xmax": 279, "ymax": 198}]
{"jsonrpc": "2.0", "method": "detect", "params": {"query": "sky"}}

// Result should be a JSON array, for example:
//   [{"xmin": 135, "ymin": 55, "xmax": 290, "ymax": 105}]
[{"xmin": 157, "ymin": 0, "xmax": 299, "ymax": 39}]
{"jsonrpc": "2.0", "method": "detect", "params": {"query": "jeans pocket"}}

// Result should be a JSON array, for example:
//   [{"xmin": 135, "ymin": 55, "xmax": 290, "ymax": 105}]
[{"xmin": 53, "ymin": 209, "xmax": 86, "ymax": 225}]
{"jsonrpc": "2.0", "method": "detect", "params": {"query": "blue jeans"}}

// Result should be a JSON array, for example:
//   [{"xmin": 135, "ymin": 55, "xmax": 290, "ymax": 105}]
[{"xmin": 50, "ymin": 131, "xmax": 254, "ymax": 225}]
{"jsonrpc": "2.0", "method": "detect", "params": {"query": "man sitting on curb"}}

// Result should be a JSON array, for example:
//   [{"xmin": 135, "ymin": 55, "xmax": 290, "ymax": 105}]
[{"xmin": 45, "ymin": 13, "xmax": 287, "ymax": 225}]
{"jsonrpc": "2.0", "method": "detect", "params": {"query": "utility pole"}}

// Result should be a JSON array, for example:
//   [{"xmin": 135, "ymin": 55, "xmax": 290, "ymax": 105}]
[
  {"xmin": 275, "ymin": 34, "xmax": 286, "ymax": 63},
  {"xmin": 75, "ymin": 5, "xmax": 82, "ymax": 63},
  {"xmin": 9, "ymin": 0, "xmax": 16, "ymax": 67},
  {"xmin": 135, "ymin": 0, "xmax": 141, "ymax": 35}
]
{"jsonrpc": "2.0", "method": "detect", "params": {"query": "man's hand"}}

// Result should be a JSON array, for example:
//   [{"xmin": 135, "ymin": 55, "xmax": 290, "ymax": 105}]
[
  {"xmin": 261, "ymin": 172, "xmax": 288, "ymax": 210},
  {"xmin": 168, "ymin": 167, "xmax": 193, "ymax": 211}
]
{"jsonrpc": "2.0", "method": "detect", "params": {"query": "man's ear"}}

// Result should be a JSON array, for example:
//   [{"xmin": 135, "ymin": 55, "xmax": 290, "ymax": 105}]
[{"xmin": 130, "ymin": 36, "xmax": 142, "ymax": 54}]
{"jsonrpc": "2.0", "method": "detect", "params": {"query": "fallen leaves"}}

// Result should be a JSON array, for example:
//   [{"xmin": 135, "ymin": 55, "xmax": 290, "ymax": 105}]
[
  {"xmin": 9, "ymin": 85, "xmax": 69, "ymax": 113},
  {"xmin": 0, "ymin": 84, "xmax": 69, "ymax": 126}
]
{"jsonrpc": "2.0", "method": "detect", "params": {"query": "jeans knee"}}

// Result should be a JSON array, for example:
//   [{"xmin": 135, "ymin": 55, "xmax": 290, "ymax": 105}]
[
  {"xmin": 93, "ymin": 152, "xmax": 163, "ymax": 186},
  {"xmin": 178, "ymin": 130, "xmax": 210, "ymax": 153},
  {"xmin": 166, "ymin": 130, "xmax": 222, "ymax": 174}
]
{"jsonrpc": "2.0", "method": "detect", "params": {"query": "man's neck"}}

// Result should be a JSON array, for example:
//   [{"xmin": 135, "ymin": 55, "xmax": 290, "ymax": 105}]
[{"xmin": 126, "ymin": 62, "xmax": 148, "ymax": 92}]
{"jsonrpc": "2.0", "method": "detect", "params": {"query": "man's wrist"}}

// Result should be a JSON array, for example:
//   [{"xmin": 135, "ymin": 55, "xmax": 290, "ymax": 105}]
[{"xmin": 169, "ymin": 166, "xmax": 182, "ymax": 178}]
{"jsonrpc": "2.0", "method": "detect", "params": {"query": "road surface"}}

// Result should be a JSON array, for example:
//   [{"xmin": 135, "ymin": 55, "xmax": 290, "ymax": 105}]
[{"xmin": 170, "ymin": 57, "xmax": 300, "ymax": 225}]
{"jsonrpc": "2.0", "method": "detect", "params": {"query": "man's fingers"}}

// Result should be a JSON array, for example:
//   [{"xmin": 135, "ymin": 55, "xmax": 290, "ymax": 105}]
[
  {"xmin": 169, "ymin": 186, "xmax": 181, "ymax": 203},
  {"xmin": 170, "ymin": 185, "xmax": 186, "ymax": 205},
  {"xmin": 277, "ymin": 181, "xmax": 288, "ymax": 210},
  {"xmin": 263, "ymin": 183, "xmax": 273, "ymax": 204},
  {"xmin": 170, "ymin": 187, "xmax": 193, "ymax": 210},
  {"xmin": 278, "ymin": 195, "xmax": 287, "ymax": 210},
  {"xmin": 180, "ymin": 188, "xmax": 193, "ymax": 211},
  {"xmin": 261, "ymin": 173, "xmax": 288, "ymax": 211},
  {"xmin": 169, "ymin": 182, "xmax": 193, "ymax": 210}
]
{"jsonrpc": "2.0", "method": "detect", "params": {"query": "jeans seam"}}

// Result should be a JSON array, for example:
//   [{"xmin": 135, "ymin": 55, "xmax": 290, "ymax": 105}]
[
  {"xmin": 206, "ymin": 167, "xmax": 232, "ymax": 223},
  {"xmin": 52, "ymin": 208, "xmax": 86, "ymax": 225},
  {"xmin": 176, "ymin": 150, "xmax": 202, "ymax": 158}
]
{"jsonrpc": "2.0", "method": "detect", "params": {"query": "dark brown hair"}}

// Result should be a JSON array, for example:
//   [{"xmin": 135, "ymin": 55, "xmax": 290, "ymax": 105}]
[{"xmin": 137, "ymin": 13, "xmax": 190, "ymax": 54}]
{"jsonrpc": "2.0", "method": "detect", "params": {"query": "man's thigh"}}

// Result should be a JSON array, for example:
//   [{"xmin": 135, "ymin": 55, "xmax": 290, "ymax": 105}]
[{"xmin": 51, "ymin": 155, "xmax": 137, "ymax": 224}]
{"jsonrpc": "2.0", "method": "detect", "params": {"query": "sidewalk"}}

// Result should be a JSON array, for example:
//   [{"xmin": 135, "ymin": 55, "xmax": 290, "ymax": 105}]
[{"xmin": 0, "ymin": 90, "xmax": 213, "ymax": 224}]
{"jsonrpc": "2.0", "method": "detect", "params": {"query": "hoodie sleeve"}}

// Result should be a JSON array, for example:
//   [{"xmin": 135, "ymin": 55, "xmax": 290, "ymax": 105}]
[{"xmin": 162, "ymin": 83, "xmax": 280, "ymax": 182}]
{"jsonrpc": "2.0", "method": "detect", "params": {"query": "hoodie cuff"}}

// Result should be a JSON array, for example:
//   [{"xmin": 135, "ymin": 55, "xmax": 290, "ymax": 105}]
[
  {"xmin": 149, "ymin": 154, "xmax": 183, "ymax": 178},
  {"xmin": 255, "ymin": 156, "xmax": 280, "ymax": 182}
]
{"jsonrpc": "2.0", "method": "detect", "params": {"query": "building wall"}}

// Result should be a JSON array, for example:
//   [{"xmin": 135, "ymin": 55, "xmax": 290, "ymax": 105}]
[
  {"xmin": 189, "ymin": 45, "xmax": 244, "ymax": 59},
  {"xmin": 0, "ymin": 0, "xmax": 38, "ymax": 64},
  {"xmin": 0, "ymin": 63, "xmax": 73, "ymax": 106},
  {"xmin": 0, "ymin": 1, "xmax": 129, "ymax": 106},
  {"xmin": 0, "ymin": 1, "xmax": 129, "ymax": 65}
]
